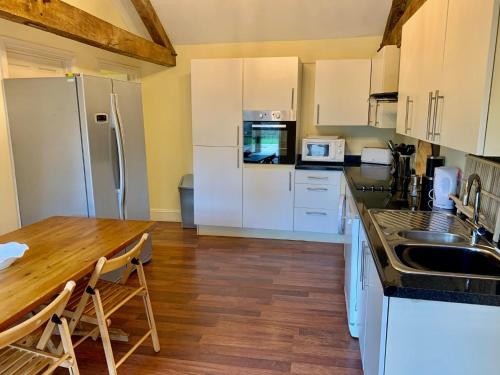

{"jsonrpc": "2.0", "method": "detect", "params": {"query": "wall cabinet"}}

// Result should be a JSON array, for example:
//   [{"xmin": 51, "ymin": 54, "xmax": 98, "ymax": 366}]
[
  {"xmin": 368, "ymin": 101, "xmax": 397, "ymax": 129},
  {"xmin": 193, "ymin": 146, "xmax": 242, "ymax": 227},
  {"xmin": 243, "ymin": 57, "xmax": 299, "ymax": 111},
  {"xmin": 243, "ymin": 165, "xmax": 294, "ymax": 231},
  {"xmin": 191, "ymin": 59, "xmax": 243, "ymax": 147},
  {"xmin": 370, "ymin": 45, "xmax": 400, "ymax": 95},
  {"xmin": 397, "ymin": 0, "xmax": 500, "ymax": 156},
  {"xmin": 314, "ymin": 59, "xmax": 371, "ymax": 126}
]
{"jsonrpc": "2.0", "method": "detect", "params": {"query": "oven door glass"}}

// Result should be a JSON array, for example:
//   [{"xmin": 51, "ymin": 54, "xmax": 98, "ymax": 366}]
[
  {"xmin": 243, "ymin": 123, "xmax": 295, "ymax": 164},
  {"xmin": 305, "ymin": 143, "xmax": 331, "ymax": 158}
]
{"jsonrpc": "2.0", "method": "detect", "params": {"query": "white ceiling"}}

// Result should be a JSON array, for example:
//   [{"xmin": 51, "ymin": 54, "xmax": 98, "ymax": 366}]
[{"xmin": 150, "ymin": 0, "xmax": 393, "ymax": 45}]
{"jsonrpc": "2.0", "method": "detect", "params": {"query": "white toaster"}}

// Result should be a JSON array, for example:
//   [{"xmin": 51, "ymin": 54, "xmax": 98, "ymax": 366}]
[{"xmin": 361, "ymin": 148, "xmax": 393, "ymax": 165}]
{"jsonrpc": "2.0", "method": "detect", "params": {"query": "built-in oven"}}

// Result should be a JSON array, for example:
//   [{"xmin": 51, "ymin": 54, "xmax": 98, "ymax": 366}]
[{"xmin": 243, "ymin": 110, "xmax": 296, "ymax": 164}]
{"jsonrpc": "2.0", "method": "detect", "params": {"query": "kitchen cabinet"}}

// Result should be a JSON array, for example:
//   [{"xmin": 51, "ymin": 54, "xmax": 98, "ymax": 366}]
[
  {"xmin": 193, "ymin": 146, "xmax": 242, "ymax": 227},
  {"xmin": 368, "ymin": 101, "xmax": 397, "ymax": 129},
  {"xmin": 243, "ymin": 165, "xmax": 294, "ymax": 231},
  {"xmin": 294, "ymin": 170, "xmax": 344, "ymax": 234},
  {"xmin": 243, "ymin": 57, "xmax": 299, "ymax": 111},
  {"xmin": 397, "ymin": 0, "xmax": 500, "ymax": 156},
  {"xmin": 396, "ymin": 0, "xmax": 447, "ymax": 141},
  {"xmin": 191, "ymin": 59, "xmax": 243, "ymax": 147},
  {"xmin": 314, "ymin": 59, "xmax": 371, "ymax": 126},
  {"xmin": 438, "ymin": 0, "xmax": 500, "ymax": 155},
  {"xmin": 370, "ymin": 45, "xmax": 400, "ymax": 95}
]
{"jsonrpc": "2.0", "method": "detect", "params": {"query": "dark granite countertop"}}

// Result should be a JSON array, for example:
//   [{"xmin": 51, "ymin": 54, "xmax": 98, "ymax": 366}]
[{"xmin": 296, "ymin": 158, "xmax": 500, "ymax": 306}]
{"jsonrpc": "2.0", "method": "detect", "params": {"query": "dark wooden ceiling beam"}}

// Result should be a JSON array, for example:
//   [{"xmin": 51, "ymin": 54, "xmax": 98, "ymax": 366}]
[
  {"xmin": 130, "ymin": 0, "xmax": 177, "ymax": 56},
  {"xmin": 0, "ymin": 0, "xmax": 176, "ymax": 66}
]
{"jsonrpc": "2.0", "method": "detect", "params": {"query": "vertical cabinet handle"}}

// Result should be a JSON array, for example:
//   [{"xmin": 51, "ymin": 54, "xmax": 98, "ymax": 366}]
[
  {"xmin": 426, "ymin": 91, "xmax": 436, "ymax": 140},
  {"xmin": 236, "ymin": 125, "xmax": 239, "ymax": 146},
  {"xmin": 288, "ymin": 171, "xmax": 292, "ymax": 191},
  {"xmin": 404, "ymin": 96, "xmax": 413, "ymax": 134},
  {"xmin": 360, "ymin": 241, "xmax": 365, "ymax": 289},
  {"xmin": 291, "ymin": 88, "xmax": 295, "ymax": 110},
  {"xmin": 432, "ymin": 90, "xmax": 444, "ymax": 141},
  {"xmin": 237, "ymin": 149, "xmax": 240, "ymax": 169},
  {"xmin": 375, "ymin": 102, "xmax": 380, "ymax": 127},
  {"xmin": 316, "ymin": 104, "xmax": 320, "ymax": 125}
]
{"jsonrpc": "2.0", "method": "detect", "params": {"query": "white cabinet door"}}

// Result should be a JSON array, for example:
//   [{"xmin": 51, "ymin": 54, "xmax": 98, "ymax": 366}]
[
  {"xmin": 369, "ymin": 101, "xmax": 397, "ymax": 129},
  {"xmin": 358, "ymin": 228, "xmax": 368, "ymax": 358},
  {"xmin": 438, "ymin": 0, "xmax": 499, "ymax": 154},
  {"xmin": 362, "ymin": 247, "xmax": 388, "ymax": 375},
  {"xmin": 243, "ymin": 57, "xmax": 299, "ymax": 111},
  {"xmin": 396, "ymin": 0, "xmax": 447, "ymax": 141},
  {"xmin": 191, "ymin": 59, "xmax": 242, "ymax": 146},
  {"xmin": 243, "ymin": 165, "xmax": 294, "ymax": 231},
  {"xmin": 193, "ymin": 146, "xmax": 242, "ymax": 227},
  {"xmin": 370, "ymin": 45, "xmax": 400, "ymax": 95},
  {"xmin": 314, "ymin": 59, "xmax": 371, "ymax": 126}
]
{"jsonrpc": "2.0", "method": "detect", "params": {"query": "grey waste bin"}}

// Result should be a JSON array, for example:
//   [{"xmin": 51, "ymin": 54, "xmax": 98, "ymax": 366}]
[{"xmin": 178, "ymin": 174, "xmax": 195, "ymax": 228}]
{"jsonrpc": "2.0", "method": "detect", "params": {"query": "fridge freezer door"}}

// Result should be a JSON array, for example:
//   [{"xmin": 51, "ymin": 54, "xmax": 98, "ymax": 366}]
[
  {"xmin": 77, "ymin": 75, "xmax": 120, "ymax": 219},
  {"xmin": 111, "ymin": 79, "xmax": 150, "ymax": 220},
  {"xmin": 3, "ymin": 77, "xmax": 89, "ymax": 225}
]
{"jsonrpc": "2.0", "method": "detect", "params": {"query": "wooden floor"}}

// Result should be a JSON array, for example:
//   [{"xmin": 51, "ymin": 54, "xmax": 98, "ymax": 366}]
[{"xmin": 62, "ymin": 222, "xmax": 362, "ymax": 374}]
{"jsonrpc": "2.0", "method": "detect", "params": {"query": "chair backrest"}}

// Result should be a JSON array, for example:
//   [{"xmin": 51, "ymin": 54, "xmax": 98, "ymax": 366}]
[
  {"xmin": 96, "ymin": 233, "xmax": 149, "ymax": 279},
  {"xmin": 0, "ymin": 281, "xmax": 75, "ymax": 348}
]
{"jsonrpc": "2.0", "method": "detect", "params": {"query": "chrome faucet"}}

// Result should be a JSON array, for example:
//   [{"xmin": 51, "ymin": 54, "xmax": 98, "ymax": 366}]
[{"xmin": 463, "ymin": 173, "xmax": 486, "ymax": 245}]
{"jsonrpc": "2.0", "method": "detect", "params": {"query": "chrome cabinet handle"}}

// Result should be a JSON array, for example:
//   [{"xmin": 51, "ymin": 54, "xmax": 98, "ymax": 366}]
[
  {"xmin": 432, "ymin": 90, "xmax": 444, "ymax": 141},
  {"xmin": 360, "ymin": 241, "xmax": 366, "ymax": 288},
  {"xmin": 236, "ymin": 125, "xmax": 239, "ymax": 146},
  {"xmin": 316, "ymin": 104, "xmax": 320, "ymax": 125},
  {"xmin": 426, "ymin": 91, "xmax": 436, "ymax": 140},
  {"xmin": 404, "ymin": 96, "xmax": 413, "ymax": 134},
  {"xmin": 306, "ymin": 187, "xmax": 328, "ymax": 192},
  {"xmin": 306, "ymin": 211, "xmax": 327, "ymax": 216},
  {"xmin": 368, "ymin": 102, "xmax": 372, "ymax": 126},
  {"xmin": 375, "ymin": 102, "xmax": 380, "ymax": 127},
  {"xmin": 291, "ymin": 88, "xmax": 295, "ymax": 110},
  {"xmin": 237, "ymin": 149, "xmax": 240, "ymax": 169},
  {"xmin": 289, "ymin": 171, "xmax": 292, "ymax": 191}
]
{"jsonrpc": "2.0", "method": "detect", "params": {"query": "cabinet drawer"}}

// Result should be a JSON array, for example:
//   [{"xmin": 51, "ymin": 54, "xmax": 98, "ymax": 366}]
[
  {"xmin": 295, "ymin": 184, "xmax": 340, "ymax": 209},
  {"xmin": 295, "ymin": 170, "xmax": 341, "ymax": 185},
  {"xmin": 294, "ymin": 208, "xmax": 338, "ymax": 234}
]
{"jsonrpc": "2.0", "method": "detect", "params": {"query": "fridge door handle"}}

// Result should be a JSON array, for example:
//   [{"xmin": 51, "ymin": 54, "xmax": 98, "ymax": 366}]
[{"xmin": 111, "ymin": 93, "xmax": 126, "ymax": 220}]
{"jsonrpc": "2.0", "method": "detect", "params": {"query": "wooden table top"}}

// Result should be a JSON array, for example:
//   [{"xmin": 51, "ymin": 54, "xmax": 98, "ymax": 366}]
[{"xmin": 0, "ymin": 216, "xmax": 155, "ymax": 330}]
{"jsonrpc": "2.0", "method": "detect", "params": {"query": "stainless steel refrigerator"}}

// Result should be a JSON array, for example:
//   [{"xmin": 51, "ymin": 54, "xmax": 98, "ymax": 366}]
[{"xmin": 4, "ymin": 75, "xmax": 152, "ymax": 261}]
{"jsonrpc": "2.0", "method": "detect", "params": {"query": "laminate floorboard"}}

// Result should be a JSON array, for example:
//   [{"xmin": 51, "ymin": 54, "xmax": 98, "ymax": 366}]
[{"xmin": 56, "ymin": 222, "xmax": 362, "ymax": 374}]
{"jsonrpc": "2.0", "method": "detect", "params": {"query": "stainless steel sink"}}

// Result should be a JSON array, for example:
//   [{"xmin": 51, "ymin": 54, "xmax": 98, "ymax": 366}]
[
  {"xmin": 397, "ymin": 230, "xmax": 467, "ymax": 244},
  {"xmin": 369, "ymin": 209, "xmax": 500, "ymax": 280}
]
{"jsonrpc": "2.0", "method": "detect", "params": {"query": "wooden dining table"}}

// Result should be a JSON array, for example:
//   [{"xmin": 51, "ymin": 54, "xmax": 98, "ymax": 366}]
[{"xmin": 0, "ymin": 216, "xmax": 155, "ymax": 331}]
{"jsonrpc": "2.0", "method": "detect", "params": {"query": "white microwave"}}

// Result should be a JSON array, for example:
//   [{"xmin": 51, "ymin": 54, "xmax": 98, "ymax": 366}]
[{"xmin": 301, "ymin": 137, "xmax": 345, "ymax": 162}]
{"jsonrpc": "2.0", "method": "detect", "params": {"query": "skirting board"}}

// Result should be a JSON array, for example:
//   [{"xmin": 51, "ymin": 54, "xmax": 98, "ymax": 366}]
[
  {"xmin": 150, "ymin": 208, "xmax": 181, "ymax": 222},
  {"xmin": 198, "ymin": 225, "xmax": 345, "ymax": 244}
]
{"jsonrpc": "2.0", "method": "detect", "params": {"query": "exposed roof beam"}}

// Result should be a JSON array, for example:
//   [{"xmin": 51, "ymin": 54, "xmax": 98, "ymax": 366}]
[
  {"xmin": 130, "ymin": 0, "xmax": 176, "ymax": 56},
  {"xmin": 0, "ymin": 0, "xmax": 176, "ymax": 66}
]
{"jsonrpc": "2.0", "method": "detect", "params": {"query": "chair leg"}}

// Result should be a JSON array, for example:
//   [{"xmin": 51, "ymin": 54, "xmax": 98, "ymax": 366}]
[
  {"xmin": 92, "ymin": 291, "xmax": 117, "ymax": 375},
  {"xmin": 142, "ymin": 291, "xmax": 160, "ymax": 352},
  {"xmin": 59, "ymin": 318, "xmax": 80, "ymax": 375}
]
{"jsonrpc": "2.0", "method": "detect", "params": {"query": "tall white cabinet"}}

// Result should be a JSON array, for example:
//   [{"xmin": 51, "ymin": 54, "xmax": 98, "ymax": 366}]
[
  {"xmin": 396, "ymin": 0, "xmax": 500, "ymax": 156},
  {"xmin": 191, "ymin": 59, "xmax": 243, "ymax": 227},
  {"xmin": 314, "ymin": 59, "xmax": 371, "ymax": 126},
  {"xmin": 243, "ymin": 57, "xmax": 299, "ymax": 111}
]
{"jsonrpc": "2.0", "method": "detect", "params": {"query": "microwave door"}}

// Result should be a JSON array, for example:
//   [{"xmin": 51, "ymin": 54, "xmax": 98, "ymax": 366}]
[{"xmin": 306, "ymin": 143, "xmax": 330, "ymax": 158}]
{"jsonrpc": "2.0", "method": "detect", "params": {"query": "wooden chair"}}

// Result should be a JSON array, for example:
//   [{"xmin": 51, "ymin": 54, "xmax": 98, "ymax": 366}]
[
  {"xmin": 63, "ymin": 233, "xmax": 159, "ymax": 374},
  {"xmin": 0, "ymin": 281, "xmax": 79, "ymax": 375}
]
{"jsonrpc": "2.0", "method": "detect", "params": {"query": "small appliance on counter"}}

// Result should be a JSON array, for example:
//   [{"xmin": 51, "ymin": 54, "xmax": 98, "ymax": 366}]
[
  {"xmin": 301, "ymin": 136, "xmax": 345, "ymax": 162},
  {"xmin": 360, "ymin": 147, "xmax": 393, "ymax": 165},
  {"xmin": 420, "ymin": 156, "xmax": 446, "ymax": 210},
  {"xmin": 431, "ymin": 166, "xmax": 460, "ymax": 210}
]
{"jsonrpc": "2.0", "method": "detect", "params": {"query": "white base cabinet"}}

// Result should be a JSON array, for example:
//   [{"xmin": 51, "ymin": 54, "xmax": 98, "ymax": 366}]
[
  {"xmin": 193, "ymin": 146, "xmax": 242, "ymax": 227},
  {"xmin": 243, "ymin": 165, "xmax": 294, "ymax": 231}
]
